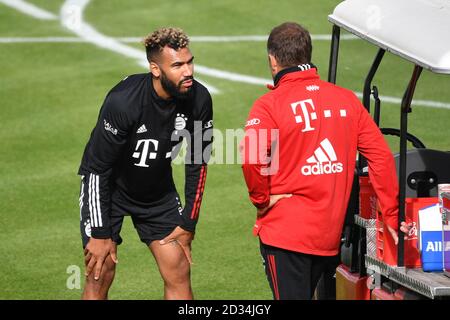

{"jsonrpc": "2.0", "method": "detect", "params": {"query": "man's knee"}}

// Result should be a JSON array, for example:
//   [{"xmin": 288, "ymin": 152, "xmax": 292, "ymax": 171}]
[
  {"xmin": 150, "ymin": 242, "xmax": 191, "ymax": 287},
  {"xmin": 164, "ymin": 269, "xmax": 190, "ymax": 289},
  {"xmin": 102, "ymin": 256, "xmax": 117, "ymax": 278},
  {"xmin": 163, "ymin": 256, "xmax": 190, "ymax": 286},
  {"xmin": 85, "ymin": 255, "xmax": 117, "ymax": 284}
]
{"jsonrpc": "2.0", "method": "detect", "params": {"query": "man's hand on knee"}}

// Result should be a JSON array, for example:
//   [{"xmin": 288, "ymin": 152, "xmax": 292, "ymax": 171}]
[
  {"xmin": 84, "ymin": 238, "xmax": 118, "ymax": 280},
  {"xmin": 159, "ymin": 226, "xmax": 194, "ymax": 265}
]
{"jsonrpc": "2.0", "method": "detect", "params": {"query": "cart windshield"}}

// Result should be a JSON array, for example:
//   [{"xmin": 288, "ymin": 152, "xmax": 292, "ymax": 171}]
[{"xmin": 328, "ymin": 0, "xmax": 450, "ymax": 74}]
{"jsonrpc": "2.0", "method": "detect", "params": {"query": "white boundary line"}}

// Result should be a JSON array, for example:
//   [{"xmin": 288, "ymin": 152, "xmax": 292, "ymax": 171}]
[
  {"xmin": 0, "ymin": 37, "xmax": 85, "ymax": 43},
  {"xmin": 122, "ymin": 34, "xmax": 359, "ymax": 42},
  {"xmin": 0, "ymin": 34, "xmax": 358, "ymax": 43},
  {"xmin": 60, "ymin": 0, "xmax": 219, "ymax": 94},
  {"xmin": 2, "ymin": 0, "xmax": 450, "ymax": 109},
  {"xmin": 0, "ymin": 0, "xmax": 57, "ymax": 20},
  {"xmin": 354, "ymin": 92, "xmax": 450, "ymax": 110}
]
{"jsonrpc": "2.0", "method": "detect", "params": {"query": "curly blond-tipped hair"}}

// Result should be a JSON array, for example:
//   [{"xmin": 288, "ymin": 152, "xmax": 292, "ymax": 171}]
[{"xmin": 143, "ymin": 27, "xmax": 190, "ymax": 62}]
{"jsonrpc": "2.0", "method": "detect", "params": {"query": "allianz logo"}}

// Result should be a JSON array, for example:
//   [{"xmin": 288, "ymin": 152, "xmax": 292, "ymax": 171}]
[
  {"xmin": 204, "ymin": 119, "xmax": 213, "ymax": 129},
  {"xmin": 246, "ymin": 118, "xmax": 260, "ymax": 127},
  {"xmin": 426, "ymin": 241, "xmax": 442, "ymax": 252},
  {"xmin": 104, "ymin": 119, "xmax": 118, "ymax": 135},
  {"xmin": 426, "ymin": 240, "xmax": 450, "ymax": 252},
  {"xmin": 306, "ymin": 85, "xmax": 320, "ymax": 92},
  {"xmin": 301, "ymin": 138, "xmax": 343, "ymax": 176}
]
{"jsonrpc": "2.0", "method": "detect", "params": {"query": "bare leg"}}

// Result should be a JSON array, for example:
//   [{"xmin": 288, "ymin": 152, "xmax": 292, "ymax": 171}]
[
  {"xmin": 82, "ymin": 244, "xmax": 117, "ymax": 300},
  {"xmin": 149, "ymin": 240, "xmax": 193, "ymax": 300}
]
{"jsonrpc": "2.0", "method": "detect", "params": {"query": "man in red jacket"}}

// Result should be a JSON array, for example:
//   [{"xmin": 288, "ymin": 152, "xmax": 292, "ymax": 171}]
[{"xmin": 240, "ymin": 22, "xmax": 411, "ymax": 300}]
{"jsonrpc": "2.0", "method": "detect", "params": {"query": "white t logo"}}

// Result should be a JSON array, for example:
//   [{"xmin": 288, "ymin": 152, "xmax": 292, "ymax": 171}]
[
  {"xmin": 290, "ymin": 99, "xmax": 317, "ymax": 132},
  {"xmin": 133, "ymin": 139, "xmax": 159, "ymax": 167}
]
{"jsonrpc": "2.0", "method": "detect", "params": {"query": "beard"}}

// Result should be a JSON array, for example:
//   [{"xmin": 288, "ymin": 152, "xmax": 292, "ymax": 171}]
[{"xmin": 160, "ymin": 71, "xmax": 194, "ymax": 100}]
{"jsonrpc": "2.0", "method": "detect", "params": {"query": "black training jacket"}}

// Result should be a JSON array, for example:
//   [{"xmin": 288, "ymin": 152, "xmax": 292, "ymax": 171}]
[{"xmin": 78, "ymin": 73, "xmax": 213, "ymax": 238}]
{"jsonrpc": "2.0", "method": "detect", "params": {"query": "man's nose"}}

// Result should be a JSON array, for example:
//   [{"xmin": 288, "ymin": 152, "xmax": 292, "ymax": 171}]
[{"xmin": 183, "ymin": 63, "xmax": 193, "ymax": 77}]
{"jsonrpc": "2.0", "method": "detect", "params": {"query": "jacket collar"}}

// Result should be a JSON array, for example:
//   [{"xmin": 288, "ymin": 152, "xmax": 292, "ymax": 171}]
[{"xmin": 268, "ymin": 63, "xmax": 319, "ymax": 90}]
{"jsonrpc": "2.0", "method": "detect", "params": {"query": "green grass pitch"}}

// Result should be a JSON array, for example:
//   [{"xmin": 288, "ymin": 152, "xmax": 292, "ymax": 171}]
[{"xmin": 1, "ymin": 0, "xmax": 449, "ymax": 299}]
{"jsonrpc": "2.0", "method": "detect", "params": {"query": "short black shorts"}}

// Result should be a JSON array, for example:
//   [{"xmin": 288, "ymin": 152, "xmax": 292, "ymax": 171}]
[
  {"xmin": 79, "ymin": 176, "xmax": 183, "ymax": 248},
  {"xmin": 259, "ymin": 240, "xmax": 339, "ymax": 300}
]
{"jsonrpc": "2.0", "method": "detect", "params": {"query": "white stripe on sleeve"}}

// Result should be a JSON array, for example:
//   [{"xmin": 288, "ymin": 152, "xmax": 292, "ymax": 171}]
[
  {"xmin": 90, "ymin": 174, "xmax": 99, "ymax": 227},
  {"xmin": 95, "ymin": 174, "xmax": 103, "ymax": 227},
  {"xmin": 88, "ymin": 174, "xmax": 94, "ymax": 226}
]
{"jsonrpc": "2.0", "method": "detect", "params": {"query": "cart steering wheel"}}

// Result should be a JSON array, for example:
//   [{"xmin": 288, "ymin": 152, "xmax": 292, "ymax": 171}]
[{"xmin": 380, "ymin": 128, "xmax": 426, "ymax": 149}]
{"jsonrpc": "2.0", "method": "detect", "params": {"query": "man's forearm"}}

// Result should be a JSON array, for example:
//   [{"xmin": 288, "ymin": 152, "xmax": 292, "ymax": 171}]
[
  {"xmin": 181, "ymin": 163, "xmax": 208, "ymax": 231},
  {"xmin": 242, "ymin": 163, "xmax": 270, "ymax": 209}
]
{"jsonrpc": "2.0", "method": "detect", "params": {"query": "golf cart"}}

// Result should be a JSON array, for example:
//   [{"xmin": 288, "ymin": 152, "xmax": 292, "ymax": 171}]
[{"xmin": 326, "ymin": 0, "xmax": 450, "ymax": 300}]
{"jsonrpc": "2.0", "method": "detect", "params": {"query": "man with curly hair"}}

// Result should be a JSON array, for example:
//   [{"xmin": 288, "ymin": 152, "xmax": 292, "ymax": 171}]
[{"xmin": 78, "ymin": 27, "xmax": 213, "ymax": 300}]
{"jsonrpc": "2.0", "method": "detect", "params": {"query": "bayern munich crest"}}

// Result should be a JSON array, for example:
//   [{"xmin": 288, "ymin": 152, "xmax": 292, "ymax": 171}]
[{"xmin": 175, "ymin": 113, "xmax": 188, "ymax": 130}]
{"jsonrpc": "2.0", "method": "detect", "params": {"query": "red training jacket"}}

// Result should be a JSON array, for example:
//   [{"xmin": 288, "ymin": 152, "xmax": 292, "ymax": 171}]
[{"xmin": 240, "ymin": 66, "xmax": 399, "ymax": 256}]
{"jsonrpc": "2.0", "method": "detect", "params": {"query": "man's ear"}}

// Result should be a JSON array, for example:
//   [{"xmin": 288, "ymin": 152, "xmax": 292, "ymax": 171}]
[
  {"xmin": 150, "ymin": 61, "xmax": 160, "ymax": 78},
  {"xmin": 268, "ymin": 54, "xmax": 278, "ymax": 72},
  {"xmin": 268, "ymin": 54, "xmax": 280, "ymax": 78}
]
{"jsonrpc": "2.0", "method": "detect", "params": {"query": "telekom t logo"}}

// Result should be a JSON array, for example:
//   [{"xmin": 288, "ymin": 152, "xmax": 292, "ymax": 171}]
[
  {"xmin": 133, "ymin": 139, "xmax": 159, "ymax": 167},
  {"xmin": 290, "ymin": 99, "xmax": 317, "ymax": 132}
]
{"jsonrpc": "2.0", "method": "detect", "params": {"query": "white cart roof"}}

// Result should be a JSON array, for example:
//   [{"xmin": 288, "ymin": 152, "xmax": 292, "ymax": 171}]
[{"xmin": 328, "ymin": 0, "xmax": 450, "ymax": 74}]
